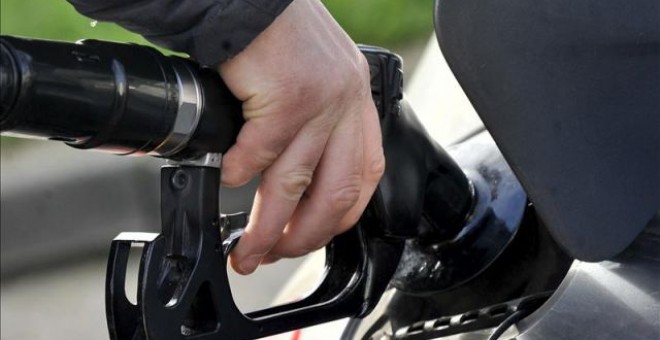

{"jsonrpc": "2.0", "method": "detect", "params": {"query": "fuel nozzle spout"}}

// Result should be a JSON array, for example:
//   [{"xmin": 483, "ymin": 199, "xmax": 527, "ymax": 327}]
[{"xmin": 374, "ymin": 98, "xmax": 474, "ymax": 242}]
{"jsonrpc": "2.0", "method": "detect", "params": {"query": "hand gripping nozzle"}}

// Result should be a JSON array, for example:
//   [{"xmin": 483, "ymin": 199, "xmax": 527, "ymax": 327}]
[{"xmin": 105, "ymin": 47, "xmax": 474, "ymax": 340}]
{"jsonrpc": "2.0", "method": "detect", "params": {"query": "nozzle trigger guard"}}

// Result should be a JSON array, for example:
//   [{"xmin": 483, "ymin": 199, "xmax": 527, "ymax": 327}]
[{"xmin": 106, "ymin": 165, "xmax": 404, "ymax": 340}]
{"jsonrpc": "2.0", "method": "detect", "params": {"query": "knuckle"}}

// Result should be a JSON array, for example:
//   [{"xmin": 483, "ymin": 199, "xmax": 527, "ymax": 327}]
[
  {"xmin": 284, "ymin": 82, "xmax": 311, "ymax": 103},
  {"xmin": 325, "ymin": 75, "xmax": 351, "ymax": 104},
  {"xmin": 354, "ymin": 55, "xmax": 372, "ymax": 97},
  {"xmin": 233, "ymin": 133, "xmax": 281, "ymax": 171},
  {"xmin": 366, "ymin": 150, "xmax": 386, "ymax": 181},
  {"xmin": 221, "ymin": 155, "xmax": 252, "ymax": 187},
  {"xmin": 328, "ymin": 56, "xmax": 368, "ymax": 104},
  {"xmin": 246, "ymin": 228, "xmax": 280, "ymax": 254},
  {"xmin": 275, "ymin": 167, "xmax": 314, "ymax": 201},
  {"xmin": 326, "ymin": 175, "xmax": 362, "ymax": 212},
  {"xmin": 251, "ymin": 148, "xmax": 279, "ymax": 169}
]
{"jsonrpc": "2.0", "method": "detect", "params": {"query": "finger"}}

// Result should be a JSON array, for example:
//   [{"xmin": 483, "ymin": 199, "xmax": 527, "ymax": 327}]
[
  {"xmin": 222, "ymin": 112, "xmax": 303, "ymax": 187},
  {"xmin": 260, "ymin": 254, "xmax": 282, "ymax": 265},
  {"xmin": 268, "ymin": 104, "xmax": 365, "ymax": 258},
  {"xmin": 338, "ymin": 100, "xmax": 384, "ymax": 228},
  {"xmin": 229, "ymin": 115, "xmax": 333, "ymax": 274}
]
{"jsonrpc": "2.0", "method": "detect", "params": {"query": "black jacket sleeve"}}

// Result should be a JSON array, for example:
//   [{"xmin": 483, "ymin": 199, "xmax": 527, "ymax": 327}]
[{"xmin": 67, "ymin": 0, "xmax": 293, "ymax": 65}]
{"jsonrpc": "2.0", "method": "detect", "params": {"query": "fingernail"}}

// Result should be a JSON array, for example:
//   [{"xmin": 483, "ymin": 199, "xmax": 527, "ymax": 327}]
[{"xmin": 238, "ymin": 254, "xmax": 262, "ymax": 275}]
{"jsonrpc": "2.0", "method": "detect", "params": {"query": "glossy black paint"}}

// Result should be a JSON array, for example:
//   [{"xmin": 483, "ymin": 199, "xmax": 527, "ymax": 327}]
[
  {"xmin": 363, "ymin": 46, "xmax": 473, "ymax": 243},
  {"xmin": 0, "ymin": 36, "xmax": 243, "ymax": 159},
  {"xmin": 106, "ymin": 166, "xmax": 405, "ymax": 339},
  {"xmin": 375, "ymin": 99, "xmax": 473, "ymax": 241},
  {"xmin": 344, "ymin": 199, "xmax": 573, "ymax": 339},
  {"xmin": 391, "ymin": 132, "xmax": 528, "ymax": 294},
  {"xmin": 341, "ymin": 132, "xmax": 573, "ymax": 339}
]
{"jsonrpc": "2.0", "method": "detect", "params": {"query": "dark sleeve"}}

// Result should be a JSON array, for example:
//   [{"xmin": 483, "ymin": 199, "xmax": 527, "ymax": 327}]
[{"xmin": 67, "ymin": 0, "xmax": 293, "ymax": 65}]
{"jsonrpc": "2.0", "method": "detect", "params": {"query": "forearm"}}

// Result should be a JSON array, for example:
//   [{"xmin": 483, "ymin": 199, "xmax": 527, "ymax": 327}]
[{"xmin": 67, "ymin": 0, "xmax": 293, "ymax": 65}]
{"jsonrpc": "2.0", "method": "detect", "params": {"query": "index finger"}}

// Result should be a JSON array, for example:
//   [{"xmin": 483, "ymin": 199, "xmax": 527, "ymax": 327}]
[
  {"xmin": 229, "ymin": 115, "xmax": 333, "ymax": 274},
  {"xmin": 221, "ymin": 112, "xmax": 302, "ymax": 187}
]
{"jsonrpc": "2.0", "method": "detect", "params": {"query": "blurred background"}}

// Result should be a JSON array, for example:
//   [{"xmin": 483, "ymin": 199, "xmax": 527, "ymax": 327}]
[{"xmin": 0, "ymin": 1, "xmax": 439, "ymax": 339}]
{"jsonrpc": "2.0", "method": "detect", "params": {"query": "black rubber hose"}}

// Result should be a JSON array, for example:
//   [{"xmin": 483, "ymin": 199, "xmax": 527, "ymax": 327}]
[{"xmin": 487, "ymin": 310, "xmax": 525, "ymax": 340}]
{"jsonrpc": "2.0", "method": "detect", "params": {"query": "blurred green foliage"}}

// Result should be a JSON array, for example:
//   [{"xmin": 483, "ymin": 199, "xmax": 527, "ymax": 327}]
[
  {"xmin": 0, "ymin": 0, "xmax": 434, "ymax": 49},
  {"xmin": 0, "ymin": 0, "xmax": 150, "ymax": 45},
  {"xmin": 325, "ymin": 0, "xmax": 434, "ymax": 46}
]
